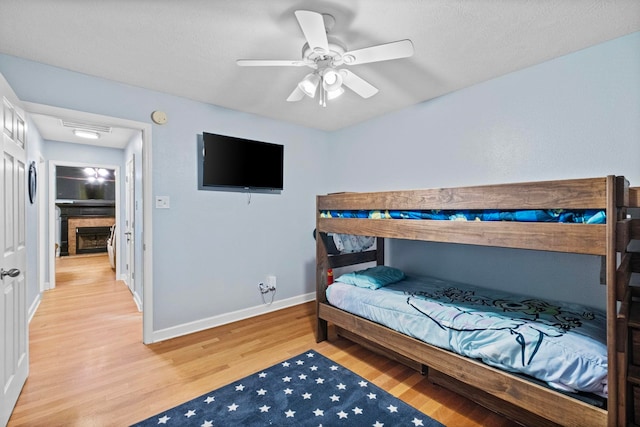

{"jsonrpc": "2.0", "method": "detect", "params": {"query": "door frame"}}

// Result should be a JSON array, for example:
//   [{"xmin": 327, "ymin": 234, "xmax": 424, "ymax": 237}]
[
  {"xmin": 47, "ymin": 160, "xmax": 121, "ymax": 288},
  {"xmin": 37, "ymin": 155, "xmax": 46, "ymax": 292},
  {"xmin": 125, "ymin": 154, "xmax": 135, "ymax": 293},
  {"xmin": 25, "ymin": 103, "xmax": 154, "ymax": 344}
]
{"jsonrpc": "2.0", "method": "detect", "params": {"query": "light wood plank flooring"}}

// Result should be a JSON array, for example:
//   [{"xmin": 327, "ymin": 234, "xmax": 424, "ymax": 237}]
[{"xmin": 8, "ymin": 254, "xmax": 519, "ymax": 426}]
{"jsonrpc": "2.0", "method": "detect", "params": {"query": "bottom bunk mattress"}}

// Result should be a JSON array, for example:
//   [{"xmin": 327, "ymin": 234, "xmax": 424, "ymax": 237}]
[{"xmin": 326, "ymin": 269, "xmax": 608, "ymax": 397}]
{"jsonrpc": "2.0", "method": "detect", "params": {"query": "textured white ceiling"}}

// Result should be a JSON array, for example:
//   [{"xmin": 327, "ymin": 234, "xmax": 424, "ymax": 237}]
[{"xmin": 1, "ymin": 0, "xmax": 639, "ymax": 132}]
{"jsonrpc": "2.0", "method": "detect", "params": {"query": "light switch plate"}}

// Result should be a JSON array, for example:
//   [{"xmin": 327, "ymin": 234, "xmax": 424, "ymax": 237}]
[{"xmin": 155, "ymin": 196, "xmax": 170, "ymax": 209}]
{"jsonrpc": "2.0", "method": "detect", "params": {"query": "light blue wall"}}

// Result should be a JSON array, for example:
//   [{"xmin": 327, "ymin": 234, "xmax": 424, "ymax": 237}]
[
  {"xmin": 329, "ymin": 32, "xmax": 640, "ymax": 309},
  {"xmin": 0, "ymin": 54, "xmax": 330, "ymax": 333},
  {"xmin": 25, "ymin": 116, "xmax": 44, "ymax": 313},
  {"xmin": 3, "ymin": 30, "xmax": 638, "ymax": 331}
]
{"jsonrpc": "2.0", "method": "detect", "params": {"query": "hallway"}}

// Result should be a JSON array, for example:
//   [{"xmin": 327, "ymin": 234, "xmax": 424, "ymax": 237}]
[{"xmin": 9, "ymin": 254, "xmax": 143, "ymax": 425}]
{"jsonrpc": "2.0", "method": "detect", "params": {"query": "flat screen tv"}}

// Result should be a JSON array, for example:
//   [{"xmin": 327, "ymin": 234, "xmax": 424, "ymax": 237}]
[{"xmin": 201, "ymin": 132, "xmax": 284, "ymax": 191}]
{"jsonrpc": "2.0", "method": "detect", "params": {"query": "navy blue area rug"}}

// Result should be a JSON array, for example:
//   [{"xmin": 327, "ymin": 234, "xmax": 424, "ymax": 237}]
[{"xmin": 131, "ymin": 350, "xmax": 444, "ymax": 426}]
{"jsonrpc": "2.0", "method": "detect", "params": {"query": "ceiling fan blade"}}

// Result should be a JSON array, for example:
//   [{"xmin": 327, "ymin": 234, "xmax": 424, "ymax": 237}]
[
  {"xmin": 286, "ymin": 86, "xmax": 305, "ymax": 102},
  {"xmin": 294, "ymin": 10, "xmax": 329, "ymax": 52},
  {"xmin": 343, "ymin": 39, "xmax": 414, "ymax": 65},
  {"xmin": 341, "ymin": 70, "xmax": 379, "ymax": 99},
  {"xmin": 237, "ymin": 59, "xmax": 308, "ymax": 67}
]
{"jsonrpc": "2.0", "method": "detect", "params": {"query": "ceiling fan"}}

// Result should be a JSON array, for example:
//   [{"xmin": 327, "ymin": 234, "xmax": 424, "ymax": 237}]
[{"xmin": 237, "ymin": 10, "xmax": 414, "ymax": 106}]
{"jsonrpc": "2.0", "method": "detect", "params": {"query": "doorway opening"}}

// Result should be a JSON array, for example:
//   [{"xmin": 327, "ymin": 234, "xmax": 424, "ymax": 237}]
[{"xmin": 25, "ymin": 102, "xmax": 154, "ymax": 344}]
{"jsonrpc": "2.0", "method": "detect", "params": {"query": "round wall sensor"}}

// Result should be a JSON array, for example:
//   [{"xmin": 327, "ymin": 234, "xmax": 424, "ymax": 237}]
[{"xmin": 151, "ymin": 110, "xmax": 168, "ymax": 125}]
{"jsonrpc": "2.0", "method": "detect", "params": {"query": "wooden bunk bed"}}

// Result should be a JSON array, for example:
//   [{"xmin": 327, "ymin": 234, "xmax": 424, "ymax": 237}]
[{"xmin": 315, "ymin": 176, "xmax": 640, "ymax": 427}]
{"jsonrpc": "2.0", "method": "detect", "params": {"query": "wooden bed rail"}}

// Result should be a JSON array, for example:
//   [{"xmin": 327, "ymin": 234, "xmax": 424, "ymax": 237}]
[{"xmin": 318, "ymin": 177, "xmax": 609, "ymax": 211}]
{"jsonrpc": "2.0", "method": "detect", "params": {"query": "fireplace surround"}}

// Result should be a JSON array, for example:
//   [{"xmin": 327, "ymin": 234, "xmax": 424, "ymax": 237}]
[{"xmin": 57, "ymin": 203, "xmax": 115, "ymax": 256}]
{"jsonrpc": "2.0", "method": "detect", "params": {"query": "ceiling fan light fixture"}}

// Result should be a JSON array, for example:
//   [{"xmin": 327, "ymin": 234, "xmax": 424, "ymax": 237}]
[
  {"xmin": 298, "ymin": 73, "xmax": 320, "ymax": 98},
  {"xmin": 322, "ymin": 69, "xmax": 343, "ymax": 92}
]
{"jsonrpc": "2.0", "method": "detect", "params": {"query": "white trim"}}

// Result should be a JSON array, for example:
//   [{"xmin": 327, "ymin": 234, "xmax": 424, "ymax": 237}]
[
  {"xmin": 149, "ymin": 293, "xmax": 315, "ymax": 343},
  {"xmin": 37, "ymin": 155, "xmax": 47, "ymax": 292},
  {"xmin": 141, "ymin": 127, "xmax": 153, "ymax": 344},
  {"xmin": 28, "ymin": 293, "xmax": 42, "ymax": 323},
  {"xmin": 132, "ymin": 291, "xmax": 143, "ymax": 312},
  {"xmin": 48, "ymin": 161, "xmax": 56, "ymax": 288}
]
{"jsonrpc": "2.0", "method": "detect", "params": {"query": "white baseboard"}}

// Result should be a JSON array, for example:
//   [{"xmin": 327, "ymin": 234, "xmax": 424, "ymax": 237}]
[
  {"xmin": 28, "ymin": 293, "xmax": 42, "ymax": 323},
  {"xmin": 132, "ymin": 291, "xmax": 143, "ymax": 312},
  {"xmin": 150, "ymin": 292, "xmax": 315, "ymax": 343}
]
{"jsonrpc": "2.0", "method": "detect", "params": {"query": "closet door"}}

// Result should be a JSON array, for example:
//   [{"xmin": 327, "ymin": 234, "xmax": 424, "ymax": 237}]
[{"xmin": 0, "ymin": 73, "xmax": 29, "ymax": 427}]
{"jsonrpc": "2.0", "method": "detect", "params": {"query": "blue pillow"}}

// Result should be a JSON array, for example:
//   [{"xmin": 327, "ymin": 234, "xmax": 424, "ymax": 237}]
[{"xmin": 336, "ymin": 266, "xmax": 406, "ymax": 290}]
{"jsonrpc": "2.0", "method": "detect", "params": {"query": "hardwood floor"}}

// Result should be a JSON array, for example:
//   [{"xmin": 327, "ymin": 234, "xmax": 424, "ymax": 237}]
[{"xmin": 8, "ymin": 254, "xmax": 519, "ymax": 426}]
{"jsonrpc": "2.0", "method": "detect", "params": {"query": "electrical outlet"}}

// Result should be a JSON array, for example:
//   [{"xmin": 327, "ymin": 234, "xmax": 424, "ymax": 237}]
[{"xmin": 267, "ymin": 275, "xmax": 276, "ymax": 291}]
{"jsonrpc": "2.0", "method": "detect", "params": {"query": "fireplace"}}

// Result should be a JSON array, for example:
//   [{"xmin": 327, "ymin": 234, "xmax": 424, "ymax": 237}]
[
  {"xmin": 76, "ymin": 226, "xmax": 111, "ymax": 254},
  {"xmin": 57, "ymin": 203, "xmax": 115, "ymax": 256}
]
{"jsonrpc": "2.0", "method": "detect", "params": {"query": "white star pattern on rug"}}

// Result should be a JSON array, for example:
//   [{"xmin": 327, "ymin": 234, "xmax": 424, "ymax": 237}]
[{"xmin": 132, "ymin": 351, "xmax": 442, "ymax": 427}]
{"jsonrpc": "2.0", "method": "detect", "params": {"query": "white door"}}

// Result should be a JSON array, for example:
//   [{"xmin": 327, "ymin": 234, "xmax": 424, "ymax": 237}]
[
  {"xmin": 0, "ymin": 74, "xmax": 29, "ymax": 425},
  {"xmin": 125, "ymin": 156, "xmax": 135, "ymax": 293}
]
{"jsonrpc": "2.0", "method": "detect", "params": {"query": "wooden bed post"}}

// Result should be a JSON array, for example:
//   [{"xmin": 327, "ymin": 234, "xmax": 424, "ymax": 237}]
[
  {"xmin": 316, "ymin": 196, "xmax": 328, "ymax": 343},
  {"xmin": 376, "ymin": 237, "xmax": 385, "ymax": 266},
  {"xmin": 606, "ymin": 175, "xmax": 619, "ymax": 427}
]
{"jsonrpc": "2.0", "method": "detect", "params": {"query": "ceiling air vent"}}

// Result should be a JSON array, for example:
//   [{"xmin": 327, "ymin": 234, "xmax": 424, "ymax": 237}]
[{"xmin": 60, "ymin": 120, "xmax": 112, "ymax": 134}]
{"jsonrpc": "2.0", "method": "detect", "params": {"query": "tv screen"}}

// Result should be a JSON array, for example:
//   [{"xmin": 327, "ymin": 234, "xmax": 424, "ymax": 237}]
[
  {"xmin": 202, "ymin": 132, "xmax": 284, "ymax": 191},
  {"xmin": 56, "ymin": 166, "xmax": 116, "ymax": 202}
]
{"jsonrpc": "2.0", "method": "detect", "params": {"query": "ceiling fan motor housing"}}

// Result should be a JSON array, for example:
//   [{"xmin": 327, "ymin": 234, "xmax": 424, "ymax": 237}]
[{"xmin": 302, "ymin": 37, "xmax": 347, "ymax": 67}]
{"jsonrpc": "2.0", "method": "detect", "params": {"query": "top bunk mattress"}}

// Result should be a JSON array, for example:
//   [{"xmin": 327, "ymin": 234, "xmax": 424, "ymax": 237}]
[
  {"xmin": 320, "ymin": 209, "xmax": 605, "ymax": 223},
  {"xmin": 326, "ymin": 272, "xmax": 608, "ymax": 397}
]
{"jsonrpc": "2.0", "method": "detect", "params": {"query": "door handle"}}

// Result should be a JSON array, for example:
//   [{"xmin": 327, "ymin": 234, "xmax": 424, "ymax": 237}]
[
  {"xmin": 0, "ymin": 268, "xmax": 20, "ymax": 279},
  {"xmin": 124, "ymin": 232, "xmax": 132, "ymax": 236}
]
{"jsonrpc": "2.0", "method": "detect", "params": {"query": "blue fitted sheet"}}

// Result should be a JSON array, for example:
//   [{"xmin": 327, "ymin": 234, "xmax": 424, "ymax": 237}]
[
  {"xmin": 326, "ymin": 275, "xmax": 608, "ymax": 397},
  {"xmin": 320, "ymin": 209, "xmax": 606, "ymax": 223}
]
